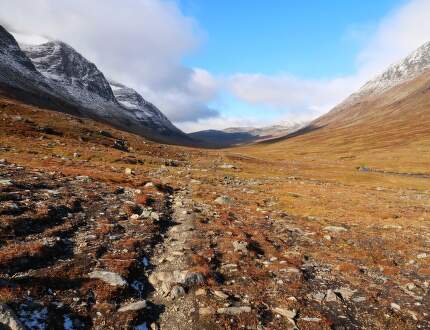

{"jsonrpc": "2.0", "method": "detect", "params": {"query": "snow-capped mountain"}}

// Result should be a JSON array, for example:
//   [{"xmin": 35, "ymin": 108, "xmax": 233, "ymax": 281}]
[
  {"xmin": 0, "ymin": 25, "xmax": 55, "ymax": 98},
  {"xmin": 22, "ymin": 41, "xmax": 116, "ymax": 102},
  {"xmin": 190, "ymin": 121, "xmax": 307, "ymax": 147},
  {"xmin": 341, "ymin": 41, "xmax": 430, "ymax": 107},
  {"xmin": 314, "ymin": 40, "xmax": 430, "ymax": 127},
  {"xmin": 108, "ymin": 80, "xmax": 182, "ymax": 135},
  {"xmin": 0, "ymin": 25, "xmax": 193, "ymax": 145},
  {"xmin": 223, "ymin": 121, "xmax": 307, "ymax": 137}
]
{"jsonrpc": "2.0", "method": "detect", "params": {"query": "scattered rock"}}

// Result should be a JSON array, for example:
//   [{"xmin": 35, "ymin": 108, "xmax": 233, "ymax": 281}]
[
  {"xmin": 214, "ymin": 196, "xmax": 233, "ymax": 205},
  {"xmin": 195, "ymin": 288, "xmax": 207, "ymax": 296},
  {"xmin": 199, "ymin": 307, "xmax": 215, "ymax": 316},
  {"xmin": 391, "ymin": 303, "xmax": 401, "ymax": 312},
  {"xmin": 325, "ymin": 289, "xmax": 340, "ymax": 302},
  {"xmin": 417, "ymin": 253, "xmax": 428, "ymax": 259},
  {"xmin": 323, "ymin": 226, "xmax": 347, "ymax": 233},
  {"xmin": 219, "ymin": 164, "xmax": 236, "ymax": 169},
  {"xmin": 301, "ymin": 317, "xmax": 321, "ymax": 322},
  {"xmin": 0, "ymin": 179, "xmax": 12, "ymax": 186},
  {"xmin": 118, "ymin": 300, "xmax": 147, "ymax": 312},
  {"xmin": 334, "ymin": 287, "xmax": 356, "ymax": 301},
  {"xmin": 232, "ymin": 240, "xmax": 249, "ymax": 253},
  {"xmin": 213, "ymin": 290, "xmax": 229, "ymax": 300},
  {"xmin": 170, "ymin": 286, "xmax": 186, "ymax": 299},
  {"xmin": 217, "ymin": 306, "xmax": 251, "ymax": 315},
  {"xmin": 125, "ymin": 168, "xmax": 133, "ymax": 175},
  {"xmin": 273, "ymin": 307, "xmax": 296, "ymax": 320},
  {"xmin": 88, "ymin": 271, "xmax": 127, "ymax": 287},
  {"xmin": 113, "ymin": 139, "xmax": 129, "ymax": 152}
]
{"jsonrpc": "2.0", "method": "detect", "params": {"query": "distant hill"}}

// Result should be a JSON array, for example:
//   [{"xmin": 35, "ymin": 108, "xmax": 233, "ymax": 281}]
[{"xmin": 190, "ymin": 122, "xmax": 306, "ymax": 147}]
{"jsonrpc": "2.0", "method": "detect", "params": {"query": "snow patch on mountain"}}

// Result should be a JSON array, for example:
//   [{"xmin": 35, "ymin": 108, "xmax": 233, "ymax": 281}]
[{"xmin": 346, "ymin": 41, "xmax": 430, "ymax": 105}]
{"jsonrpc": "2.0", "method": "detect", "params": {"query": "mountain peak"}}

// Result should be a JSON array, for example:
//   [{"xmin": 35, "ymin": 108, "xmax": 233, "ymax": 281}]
[
  {"xmin": 22, "ymin": 41, "xmax": 116, "ymax": 102},
  {"xmin": 356, "ymin": 41, "xmax": 430, "ymax": 100}
]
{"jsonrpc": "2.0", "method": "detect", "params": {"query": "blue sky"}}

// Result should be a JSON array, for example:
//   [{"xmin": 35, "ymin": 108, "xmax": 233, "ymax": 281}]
[
  {"xmin": 180, "ymin": 0, "xmax": 405, "ymax": 78},
  {"xmin": 3, "ymin": 0, "xmax": 430, "ymax": 132}
]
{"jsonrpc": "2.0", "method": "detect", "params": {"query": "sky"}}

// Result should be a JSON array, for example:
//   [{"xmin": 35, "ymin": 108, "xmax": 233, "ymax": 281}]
[{"xmin": 1, "ymin": 0, "xmax": 430, "ymax": 132}]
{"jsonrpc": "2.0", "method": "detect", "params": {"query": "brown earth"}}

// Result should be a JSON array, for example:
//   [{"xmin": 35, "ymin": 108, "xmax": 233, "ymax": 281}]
[{"xmin": 0, "ymin": 79, "xmax": 429, "ymax": 330}]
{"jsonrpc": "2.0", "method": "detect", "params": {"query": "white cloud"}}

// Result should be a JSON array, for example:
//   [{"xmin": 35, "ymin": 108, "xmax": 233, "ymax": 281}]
[
  {"xmin": 228, "ymin": 74, "xmax": 362, "ymax": 119},
  {"xmin": 356, "ymin": 0, "xmax": 430, "ymax": 77},
  {"xmin": 0, "ymin": 0, "xmax": 220, "ymax": 123}
]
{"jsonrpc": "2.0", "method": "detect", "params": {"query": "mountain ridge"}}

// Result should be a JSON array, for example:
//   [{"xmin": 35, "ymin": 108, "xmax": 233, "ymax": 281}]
[{"xmin": 0, "ymin": 25, "xmax": 195, "ymax": 146}]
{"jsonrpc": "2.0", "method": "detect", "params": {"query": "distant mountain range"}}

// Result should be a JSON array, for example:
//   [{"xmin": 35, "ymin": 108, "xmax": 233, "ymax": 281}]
[
  {"xmin": 0, "ymin": 25, "xmax": 194, "ymax": 145},
  {"xmin": 190, "ymin": 122, "xmax": 306, "ymax": 147}
]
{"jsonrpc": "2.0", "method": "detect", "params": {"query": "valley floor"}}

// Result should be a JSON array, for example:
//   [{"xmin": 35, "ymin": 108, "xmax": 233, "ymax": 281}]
[{"xmin": 1, "ymin": 96, "xmax": 430, "ymax": 329}]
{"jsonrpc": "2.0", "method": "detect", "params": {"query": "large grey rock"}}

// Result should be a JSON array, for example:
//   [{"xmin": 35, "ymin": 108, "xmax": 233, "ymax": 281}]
[
  {"xmin": 118, "ymin": 300, "xmax": 147, "ymax": 312},
  {"xmin": 88, "ymin": 271, "xmax": 127, "ymax": 287},
  {"xmin": 217, "ymin": 306, "xmax": 251, "ymax": 315}
]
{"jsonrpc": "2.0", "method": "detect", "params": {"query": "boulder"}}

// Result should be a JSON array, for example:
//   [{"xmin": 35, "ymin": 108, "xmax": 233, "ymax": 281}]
[{"xmin": 88, "ymin": 271, "xmax": 127, "ymax": 287}]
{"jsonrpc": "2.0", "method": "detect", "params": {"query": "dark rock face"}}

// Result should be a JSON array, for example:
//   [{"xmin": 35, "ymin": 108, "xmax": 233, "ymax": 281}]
[
  {"xmin": 0, "ymin": 26, "xmax": 36, "ymax": 72},
  {"xmin": 23, "ymin": 42, "xmax": 116, "ymax": 102},
  {"xmin": 0, "ymin": 24, "xmax": 196, "ymax": 146},
  {"xmin": 109, "ymin": 80, "xmax": 181, "ymax": 134}
]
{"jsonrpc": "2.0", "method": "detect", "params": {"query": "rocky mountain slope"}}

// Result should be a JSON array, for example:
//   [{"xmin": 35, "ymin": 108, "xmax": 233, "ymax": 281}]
[
  {"xmin": 0, "ymin": 25, "xmax": 194, "ymax": 146},
  {"xmin": 1, "ymin": 94, "xmax": 429, "ymax": 329},
  {"xmin": 315, "ymin": 40, "xmax": 430, "ymax": 127},
  {"xmin": 190, "ymin": 122, "xmax": 306, "ymax": 147}
]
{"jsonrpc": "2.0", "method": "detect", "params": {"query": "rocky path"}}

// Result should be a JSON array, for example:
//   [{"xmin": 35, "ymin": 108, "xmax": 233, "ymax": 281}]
[
  {"xmin": 146, "ymin": 189, "xmax": 202, "ymax": 330},
  {"xmin": 0, "ymin": 160, "xmax": 181, "ymax": 329}
]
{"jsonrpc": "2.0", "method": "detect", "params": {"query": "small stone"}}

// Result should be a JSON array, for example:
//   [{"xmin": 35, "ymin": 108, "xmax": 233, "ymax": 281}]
[
  {"xmin": 308, "ymin": 292, "xmax": 325, "ymax": 303},
  {"xmin": 88, "ymin": 271, "xmax": 127, "ymax": 287},
  {"xmin": 301, "ymin": 317, "xmax": 321, "ymax": 322},
  {"xmin": 217, "ymin": 306, "xmax": 251, "ymax": 315},
  {"xmin": 334, "ymin": 287, "xmax": 356, "ymax": 301},
  {"xmin": 118, "ymin": 300, "xmax": 147, "ymax": 312},
  {"xmin": 325, "ymin": 289, "xmax": 340, "ymax": 302},
  {"xmin": 213, "ymin": 290, "xmax": 229, "ymax": 300},
  {"xmin": 215, "ymin": 196, "xmax": 233, "ymax": 205},
  {"xmin": 125, "ymin": 168, "xmax": 133, "ymax": 175},
  {"xmin": 219, "ymin": 164, "xmax": 236, "ymax": 169},
  {"xmin": 273, "ymin": 307, "xmax": 296, "ymax": 320},
  {"xmin": 195, "ymin": 288, "xmax": 207, "ymax": 296},
  {"xmin": 353, "ymin": 297, "xmax": 367, "ymax": 303},
  {"xmin": 182, "ymin": 271, "xmax": 205, "ymax": 287},
  {"xmin": 73, "ymin": 152, "xmax": 80, "ymax": 158},
  {"xmin": 232, "ymin": 240, "xmax": 248, "ymax": 253},
  {"xmin": 170, "ymin": 286, "xmax": 186, "ymax": 299},
  {"xmin": 130, "ymin": 214, "xmax": 140, "ymax": 220},
  {"xmin": 391, "ymin": 303, "xmax": 401, "ymax": 311},
  {"xmin": 199, "ymin": 307, "xmax": 215, "ymax": 316},
  {"xmin": 145, "ymin": 182, "xmax": 154, "ymax": 188},
  {"xmin": 417, "ymin": 253, "xmax": 428, "ymax": 259},
  {"xmin": 323, "ymin": 226, "xmax": 347, "ymax": 233},
  {"xmin": 0, "ymin": 179, "xmax": 12, "ymax": 186}
]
